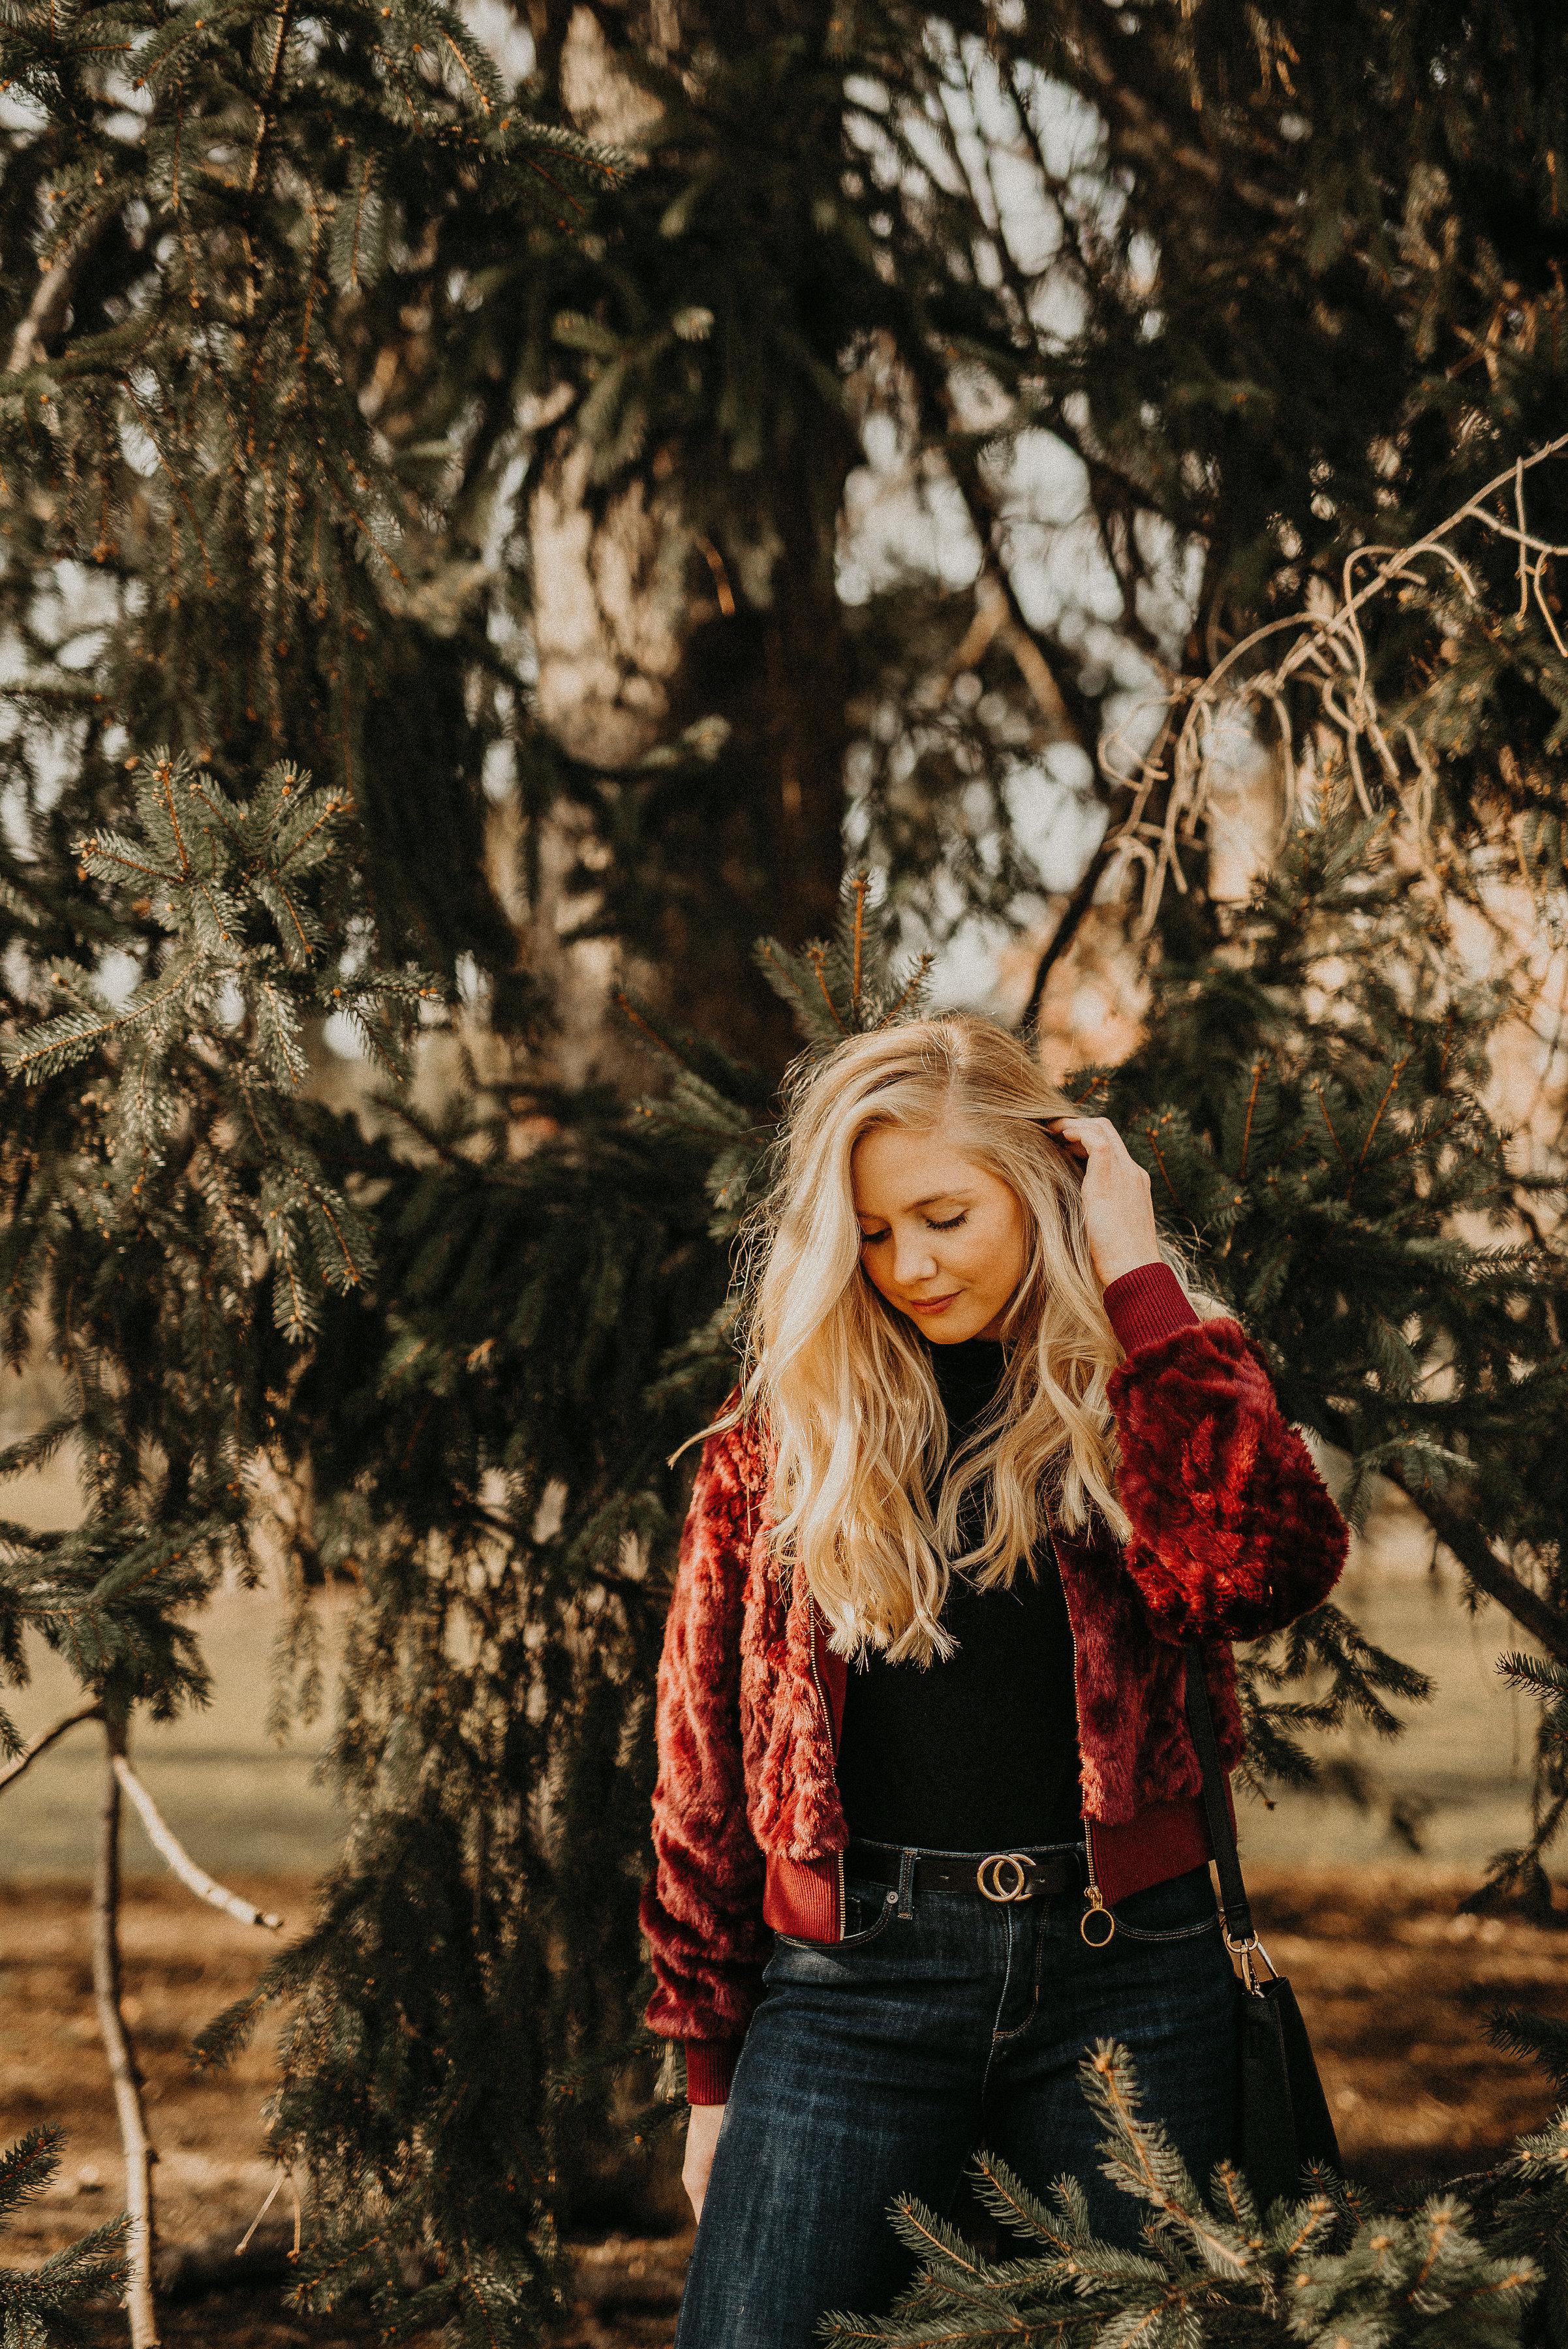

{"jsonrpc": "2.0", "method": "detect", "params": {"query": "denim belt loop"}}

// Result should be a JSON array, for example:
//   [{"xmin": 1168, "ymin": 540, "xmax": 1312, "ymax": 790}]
[{"xmin": 897, "ymin": 1847, "xmax": 917, "ymax": 1922}]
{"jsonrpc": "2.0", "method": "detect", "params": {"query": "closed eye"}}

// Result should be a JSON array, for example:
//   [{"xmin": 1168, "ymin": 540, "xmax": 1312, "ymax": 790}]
[{"xmin": 857, "ymin": 1212, "xmax": 968, "ymax": 1244}]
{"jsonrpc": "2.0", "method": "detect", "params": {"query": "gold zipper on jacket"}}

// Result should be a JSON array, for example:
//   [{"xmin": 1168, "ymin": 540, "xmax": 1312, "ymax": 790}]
[
  {"xmin": 1047, "ymin": 1528, "xmax": 1115, "ymax": 1949},
  {"xmin": 1081, "ymin": 1816, "xmax": 1114, "ymax": 1946},
  {"xmin": 807, "ymin": 1602, "xmax": 848, "ymax": 1939}
]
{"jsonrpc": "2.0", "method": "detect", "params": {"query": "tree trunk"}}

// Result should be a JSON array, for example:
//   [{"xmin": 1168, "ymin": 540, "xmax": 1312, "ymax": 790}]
[
  {"xmin": 765, "ymin": 457, "xmax": 852, "ymax": 955},
  {"xmin": 517, "ymin": 0, "xmax": 855, "ymax": 1080},
  {"xmin": 649, "ymin": 427, "xmax": 854, "ymax": 1066},
  {"xmin": 95, "ymin": 1709, "xmax": 159, "ymax": 2349}
]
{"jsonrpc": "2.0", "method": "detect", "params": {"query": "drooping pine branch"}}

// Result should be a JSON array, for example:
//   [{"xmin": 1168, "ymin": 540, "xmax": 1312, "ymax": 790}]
[{"xmin": 822, "ymin": 2042, "xmax": 1541, "ymax": 2349}]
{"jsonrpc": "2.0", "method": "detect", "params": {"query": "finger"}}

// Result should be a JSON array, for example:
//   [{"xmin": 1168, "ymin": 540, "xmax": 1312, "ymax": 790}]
[{"xmin": 1047, "ymin": 1116, "xmax": 1124, "ymax": 1159}]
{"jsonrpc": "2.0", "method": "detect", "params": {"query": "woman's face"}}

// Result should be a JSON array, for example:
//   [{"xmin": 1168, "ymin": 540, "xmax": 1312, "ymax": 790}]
[{"xmin": 851, "ymin": 1120, "xmax": 1028, "ymax": 1343}]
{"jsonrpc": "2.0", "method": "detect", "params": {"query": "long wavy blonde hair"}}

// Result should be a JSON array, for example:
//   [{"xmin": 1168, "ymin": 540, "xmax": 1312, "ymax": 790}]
[{"xmin": 737, "ymin": 1015, "xmax": 1193, "ymax": 1665}]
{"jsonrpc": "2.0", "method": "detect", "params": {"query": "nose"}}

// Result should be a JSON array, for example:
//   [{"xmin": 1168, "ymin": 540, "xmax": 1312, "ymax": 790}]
[{"xmin": 892, "ymin": 1227, "xmax": 940, "ymax": 1289}]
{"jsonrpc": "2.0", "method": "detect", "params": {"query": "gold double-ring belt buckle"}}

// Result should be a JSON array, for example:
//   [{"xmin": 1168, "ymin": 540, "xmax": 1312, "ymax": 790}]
[{"xmin": 976, "ymin": 1851, "xmax": 1032, "ymax": 1903}]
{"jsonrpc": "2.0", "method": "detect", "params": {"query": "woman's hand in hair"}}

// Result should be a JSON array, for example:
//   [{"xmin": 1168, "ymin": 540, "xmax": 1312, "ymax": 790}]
[
  {"xmin": 1045, "ymin": 1117, "xmax": 1162, "ymax": 1290},
  {"xmin": 683, "ymin": 2101, "xmax": 725, "ymax": 2222}
]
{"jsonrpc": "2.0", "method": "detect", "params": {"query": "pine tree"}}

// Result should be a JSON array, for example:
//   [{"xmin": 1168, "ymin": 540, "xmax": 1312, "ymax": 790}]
[
  {"xmin": 0, "ymin": 753, "xmax": 442, "ymax": 2341},
  {"xmin": 481, "ymin": 0, "xmax": 1568, "ymax": 1060},
  {"xmin": 1084, "ymin": 780, "xmax": 1568, "ymax": 1809},
  {"xmin": 0, "ymin": 0, "xmax": 607, "ymax": 2324},
  {"xmin": 0, "ymin": 2126, "xmax": 127, "ymax": 2348},
  {"xmin": 183, "ymin": 1065, "xmax": 740, "ymax": 2342},
  {"xmin": 818, "ymin": 2042, "xmax": 1542, "ymax": 2349}
]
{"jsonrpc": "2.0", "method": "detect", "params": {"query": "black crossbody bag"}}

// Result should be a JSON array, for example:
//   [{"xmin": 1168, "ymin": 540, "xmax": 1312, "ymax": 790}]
[{"xmin": 1182, "ymin": 1643, "xmax": 1341, "ymax": 2209}]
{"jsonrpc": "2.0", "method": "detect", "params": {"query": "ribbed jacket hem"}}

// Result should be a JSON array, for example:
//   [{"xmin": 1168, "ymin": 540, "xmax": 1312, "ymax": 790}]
[{"xmin": 684, "ymin": 2038, "xmax": 743, "ymax": 2104}]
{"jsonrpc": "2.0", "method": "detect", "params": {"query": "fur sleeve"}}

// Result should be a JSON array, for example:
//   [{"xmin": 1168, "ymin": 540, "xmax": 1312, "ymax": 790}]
[
  {"xmin": 1108, "ymin": 1317, "xmax": 1347, "ymax": 1642},
  {"xmin": 641, "ymin": 1421, "xmax": 769, "ymax": 2061}
]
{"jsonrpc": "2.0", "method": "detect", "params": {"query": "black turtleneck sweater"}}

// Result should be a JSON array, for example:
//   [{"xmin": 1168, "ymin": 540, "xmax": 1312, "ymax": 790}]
[{"xmin": 833, "ymin": 1338, "xmax": 1084, "ymax": 1852}]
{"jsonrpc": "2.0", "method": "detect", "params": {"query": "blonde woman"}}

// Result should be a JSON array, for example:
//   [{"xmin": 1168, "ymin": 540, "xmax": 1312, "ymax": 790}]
[{"xmin": 641, "ymin": 1016, "xmax": 1346, "ymax": 2346}]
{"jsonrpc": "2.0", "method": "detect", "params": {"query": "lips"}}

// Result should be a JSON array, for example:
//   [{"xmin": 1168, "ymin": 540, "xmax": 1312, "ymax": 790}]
[{"xmin": 906, "ymin": 1292, "xmax": 961, "ymax": 1316}]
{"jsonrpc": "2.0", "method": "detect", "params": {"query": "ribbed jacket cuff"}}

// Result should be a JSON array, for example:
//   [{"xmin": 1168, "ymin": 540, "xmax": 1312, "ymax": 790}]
[
  {"xmin": 684, "ymin": 2038, "xmax": 742, "ymax": 2105},
  {"xmin": 1103, "ymin": 1262, "xmax": 1200, "ymax": 1355}
]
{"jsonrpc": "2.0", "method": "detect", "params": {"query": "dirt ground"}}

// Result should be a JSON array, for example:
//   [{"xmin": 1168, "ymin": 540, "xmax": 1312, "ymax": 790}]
[{"xmin": 4, "ymin": 1865, "xmax": 1567, "ymax": 2345}]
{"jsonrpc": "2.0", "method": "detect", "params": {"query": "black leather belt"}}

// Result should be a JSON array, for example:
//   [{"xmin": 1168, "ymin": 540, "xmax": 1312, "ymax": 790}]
[{"xmin": 846, "ymin": 1841, "xmax": 1081, "ymax": 1903}]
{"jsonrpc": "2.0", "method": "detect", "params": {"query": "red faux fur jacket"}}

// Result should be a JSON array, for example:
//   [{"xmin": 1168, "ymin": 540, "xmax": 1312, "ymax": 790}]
[{"xmin": 641, "ymin": 1263, "xmax": 1347, "ymax": 2103}]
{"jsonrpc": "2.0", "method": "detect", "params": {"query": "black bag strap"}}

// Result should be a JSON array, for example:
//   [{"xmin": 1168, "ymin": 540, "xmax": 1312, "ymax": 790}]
[{"xmin": 1182, "ymin": 1640, "xmax": 1255, "ymax": 1949}]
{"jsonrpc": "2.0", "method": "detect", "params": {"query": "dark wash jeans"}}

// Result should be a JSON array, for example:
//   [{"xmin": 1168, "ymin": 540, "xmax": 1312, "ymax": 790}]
[{"xmin": 675, "ymin": 1854, "xmax": 1236, "ymax": 2349}]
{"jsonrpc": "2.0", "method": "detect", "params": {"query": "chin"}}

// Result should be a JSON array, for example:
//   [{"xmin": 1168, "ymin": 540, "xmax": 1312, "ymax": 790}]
[{"xmin": 915, "ymin": 1312, "xmax": 996, "ymax": 1345}]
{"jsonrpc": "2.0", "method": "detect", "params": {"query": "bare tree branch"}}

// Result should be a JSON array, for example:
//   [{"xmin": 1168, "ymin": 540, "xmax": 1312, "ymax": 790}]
[
  {"xmin": 1017, "ymin": 796, "xmax": 1134, "ymax": 1035},
  {"xmin": 895, "ymin": 324, "xmax": 1100, "ymax": 756},
  {"xmin": 0, "ymin": 1695, "xmax": 103, "ymax": 1792},
  {"xmin": 112, "ymin": 1757, "xmax": 284, "ymax": 1930},
  {"xmin": 96, "ymin": 1712, "xmax": 159, "ymax": 2349},
  {"xmin": 1385, "ymin": 1473, "xmax": 1568, "ymax": 1665},
  {"xmin": 7, "ymin": 209, "xmax": 115, "ymax": 375}
]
